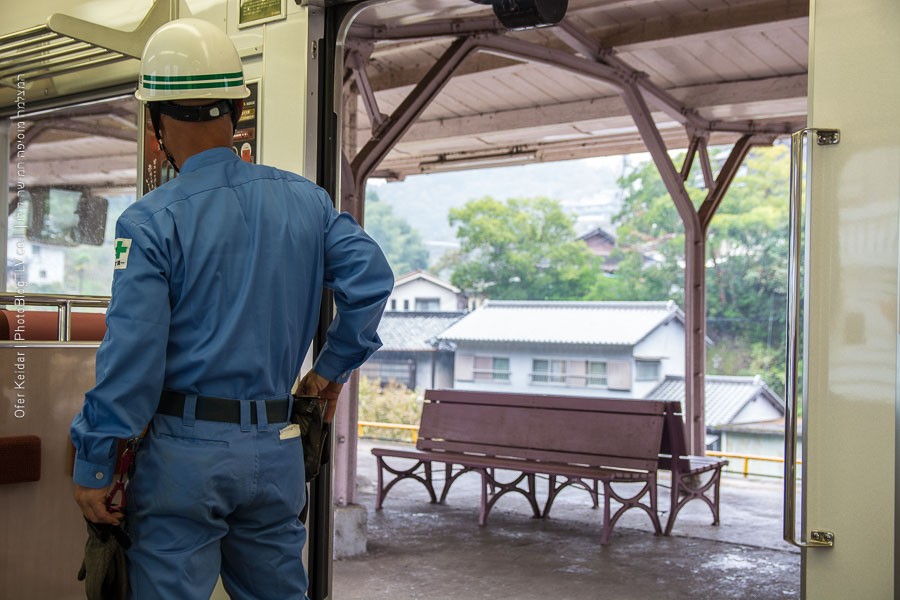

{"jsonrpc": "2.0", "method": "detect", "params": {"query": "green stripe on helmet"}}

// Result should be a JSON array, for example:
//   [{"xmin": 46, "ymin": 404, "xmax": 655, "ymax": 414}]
[
  {"xmin": 143, "ymin": 72, "xmax": 244, "ymax": 83},
  {"xmin": 142, "ymin": 80, "xmax": 245, "ymax": 90}
]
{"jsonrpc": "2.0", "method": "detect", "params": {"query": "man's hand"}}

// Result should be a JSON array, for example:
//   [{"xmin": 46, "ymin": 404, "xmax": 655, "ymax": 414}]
[
  {"xmin": 74, "ymin": 484, "xmax": 123, "ymax": 526},
  {"xmin": 296, "ymin": 370, "xmax": 343, "ymax": 423}
]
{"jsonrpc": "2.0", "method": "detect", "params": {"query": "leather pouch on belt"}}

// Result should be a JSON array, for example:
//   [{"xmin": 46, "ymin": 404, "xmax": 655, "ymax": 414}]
[{"xmin": 291, "ymin": 395, "xmax": 330, "ymax": 483}]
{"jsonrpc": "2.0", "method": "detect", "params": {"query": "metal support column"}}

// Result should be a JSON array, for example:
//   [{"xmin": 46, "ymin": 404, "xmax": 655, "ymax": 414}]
[
  {"xmin": 334, "ymin": 35, "xmax": 477, "ymax": 509},
  {"xmin": 624, "ymin": 82, "xmax": 763, "ymax": 454},
  {"xmin": 550, "ymin": 20, "xmax": 768, "ymax": 455},
  {"xmin": 621, "ymin": 82, "xmax": 708, "ymax": 455},
  {"xmin": 332, "ymin": 381, "xmax": 355, "ymax": 506}
]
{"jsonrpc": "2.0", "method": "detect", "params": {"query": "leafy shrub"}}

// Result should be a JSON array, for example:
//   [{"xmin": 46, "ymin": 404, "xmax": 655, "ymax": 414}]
[{"xmin": 358, "ymin": 376, "xmax": 422, "ymax": 443}]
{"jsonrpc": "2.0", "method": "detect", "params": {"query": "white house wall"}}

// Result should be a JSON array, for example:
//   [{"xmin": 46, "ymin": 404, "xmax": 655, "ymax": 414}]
[
  {"xmin": 452, "ymin": 342, "xmax": 639, "ymax": 399},
  {"xmin": 730, "ymin": 396, "xmax": 783, "ymax": 424},
  {"xmin": 632, "ymin": 319, "xmax": 686, "ymax": 397},
  {"xmin": 388, "ymin": 278, "xmax": 460, "ymax": 312}
]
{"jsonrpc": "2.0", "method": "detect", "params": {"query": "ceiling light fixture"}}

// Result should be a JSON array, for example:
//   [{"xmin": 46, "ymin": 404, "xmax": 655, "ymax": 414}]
[{"xmin": 418, "ymin": 151, "xmax": 538, "ymax": 174}]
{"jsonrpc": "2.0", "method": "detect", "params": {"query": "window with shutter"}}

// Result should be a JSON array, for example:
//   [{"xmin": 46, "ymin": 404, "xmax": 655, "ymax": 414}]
[
  {"xmin": 471, "ymin": 355, "xmax": 510, "ymax": 382},
  {"xmin": 567, "ymin": 360, "xmax": 587, "ymax": 386},
  {"xmin": 607, "ymin": 360, "xmax": 632, "ymax": 390},
  {"xmin": 455, "ymin": 354, "xmax": 475, "ymax": 381}
]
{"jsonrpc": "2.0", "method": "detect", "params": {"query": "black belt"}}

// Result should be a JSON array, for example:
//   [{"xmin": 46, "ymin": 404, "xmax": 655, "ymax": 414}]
[{"xmin": 157, "ymin": 391, "xmax": 290, "ymax": 424}]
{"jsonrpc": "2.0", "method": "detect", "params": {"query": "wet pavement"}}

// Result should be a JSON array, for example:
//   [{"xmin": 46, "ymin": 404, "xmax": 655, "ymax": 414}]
[{"xmin": 332, "ymin": 441, "xmax": 800, "ymax": 600}]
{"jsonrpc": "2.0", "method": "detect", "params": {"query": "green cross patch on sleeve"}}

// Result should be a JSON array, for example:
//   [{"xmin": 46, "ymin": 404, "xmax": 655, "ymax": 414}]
[{"xmin": 114, "ymin": 238, "xmax": 132, "ymax": 270}]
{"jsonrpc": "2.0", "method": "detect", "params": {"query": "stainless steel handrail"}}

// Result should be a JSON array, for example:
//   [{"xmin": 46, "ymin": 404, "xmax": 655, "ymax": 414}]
[
  {"xmin": 783, "ymin": 127, "xmax": 839, "ymax": 549},
  {"xmin": 0, "ymin": 292, "xmax": 109, "ymax": 342}
]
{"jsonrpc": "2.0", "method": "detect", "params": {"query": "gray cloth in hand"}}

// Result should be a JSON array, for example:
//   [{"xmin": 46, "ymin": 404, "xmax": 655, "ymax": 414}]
[{"xmin": 77, "ymin": 518, "xmax": 131, "ymax": 600}]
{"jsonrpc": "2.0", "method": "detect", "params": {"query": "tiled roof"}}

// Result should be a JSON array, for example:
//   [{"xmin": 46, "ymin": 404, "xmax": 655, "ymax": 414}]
[
  {"xmin": 644, "ymin": 375, "xmax": 785, "ymax": 428},
  {"xmin": 377, "ymin": 312, "xmax": 466, "ymax": 352},
  {"xmin": 436, "ymin": 300, "xmax": 682, "ymax": 346}
]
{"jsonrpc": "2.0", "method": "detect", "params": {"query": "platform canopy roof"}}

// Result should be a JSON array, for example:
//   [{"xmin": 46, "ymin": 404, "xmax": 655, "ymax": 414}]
[
  {"xmin": 3, "ymin": 0, "xmax": 808, "ymax": 190},
  {"xmin": 344, "ymin": 0, "xmax": 808, "ymax": 180}
]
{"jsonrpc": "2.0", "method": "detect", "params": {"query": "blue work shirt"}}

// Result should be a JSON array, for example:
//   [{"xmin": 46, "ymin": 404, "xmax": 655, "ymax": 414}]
[{"xmin": 71, "ymin": 147, "xmax": 393, "ymax": 488}]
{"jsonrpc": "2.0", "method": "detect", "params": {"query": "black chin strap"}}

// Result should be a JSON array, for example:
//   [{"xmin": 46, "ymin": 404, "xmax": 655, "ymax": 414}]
[{"xmin": 148, "ymin": 100, "xmax": 239, "ymax": 174}]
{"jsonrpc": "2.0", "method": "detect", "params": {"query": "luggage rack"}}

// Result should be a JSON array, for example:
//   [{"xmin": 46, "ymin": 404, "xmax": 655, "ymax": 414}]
[
  {"xmin": 0, "ymin": 292, "xmax": 108, "ymax": 342},
  {"xmin": 0, "ymin": 0, "xmax": 175, "ymax": 91}
]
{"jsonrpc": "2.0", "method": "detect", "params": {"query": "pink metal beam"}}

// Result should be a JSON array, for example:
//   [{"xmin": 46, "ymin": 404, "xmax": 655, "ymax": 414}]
[
  {"xmin": 346, "ymin": 49, "xmax": 386, "ymax": 134},
  {"xmin": 553, "ymin": 20, "xmax": 691, "ymax": 126},
  {"xmin": 680, "ymin": 135, "xmax": 702, "ymax": 182},
  {"xmin": 680, "ymin": 134, "xmax": 715, "ymax": 189},
  {"xmin": 338, "ymin": 37, "xmax": 479, "ymax": 506},
  {"xmin": 620, "ymin": 82, "xmax": 708, "ymax": 455},
  {"xmin": 545, "ymin": 22, "xmax": 794, "ymax": 136},
  {"xmin": 696, "ymin": 137, "xmax": 715, "ymax": 191},
  {"xmin": 698, "ymin": 134, "xmax": 755, "ymax": 230},
  {"xmin": 334, "ymin": 152, "xmax": 360, "ymax": 508},
  {"xmin": 349, "ymin": 17, "xmax": 502, "ymax": 41},
  {"xmin": 350, "ymin": 35, "xmax": 479, "ymax": 192}
]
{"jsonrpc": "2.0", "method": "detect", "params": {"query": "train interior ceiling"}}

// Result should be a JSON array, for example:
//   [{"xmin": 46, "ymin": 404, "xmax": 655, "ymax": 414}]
[{"xmin": 2, "ymin": 0, "xmax": 808, "ymax": 212}]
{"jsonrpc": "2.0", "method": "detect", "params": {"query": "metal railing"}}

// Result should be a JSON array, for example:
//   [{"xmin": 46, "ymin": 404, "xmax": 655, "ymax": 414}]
[
  {"xmin": 358, "ymin": 420, "xmax": 420, "ymax": 444},
  {"xmin": 707, "ymin": 450, "xmax": 800, "ymax": 478},
  {"xmin": 357, "ymin": 420, "xmax": 797, "ymax": 478},
  {"xmin": 0, "ymin": 292, "xmax": 109, "ymax": 342}
]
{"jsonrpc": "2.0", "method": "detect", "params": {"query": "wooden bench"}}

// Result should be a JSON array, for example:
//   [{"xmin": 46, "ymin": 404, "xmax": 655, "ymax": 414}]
[{"xmin": 372, "ymin": 390, "xmax": 670, "ymax": 544}]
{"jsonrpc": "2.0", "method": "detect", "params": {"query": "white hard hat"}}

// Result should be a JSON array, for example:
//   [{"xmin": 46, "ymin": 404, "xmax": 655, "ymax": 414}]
[{"xmin": 135, "ymin": 18, "xmax": 250, "ymax": 102}]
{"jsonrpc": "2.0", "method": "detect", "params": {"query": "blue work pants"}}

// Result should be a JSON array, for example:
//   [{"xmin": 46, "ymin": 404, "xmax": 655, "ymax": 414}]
[{"xmin": 125, "ymin": 399, "xmax": 308, "ymax": 599}]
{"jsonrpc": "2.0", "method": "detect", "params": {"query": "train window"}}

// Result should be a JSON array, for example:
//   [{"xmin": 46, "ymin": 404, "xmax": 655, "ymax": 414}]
[
  {"xmin": 26, "ymin": 187, "xmax": 108, "ymax": 246},
  {"xmin": 6, "ymin": 96, "xmax": 138, "ymax": 295}
]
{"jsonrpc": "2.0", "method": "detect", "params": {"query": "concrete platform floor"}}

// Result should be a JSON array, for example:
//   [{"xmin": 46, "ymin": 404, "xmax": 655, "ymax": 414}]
[{"xmin": 332, "ymin": 440, "xmax": 800, "ymax": 600}]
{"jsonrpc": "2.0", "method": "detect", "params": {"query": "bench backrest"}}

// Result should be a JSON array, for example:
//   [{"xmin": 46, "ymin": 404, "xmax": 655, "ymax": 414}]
[
  {"xmin": 658, "ymin": 402, "xmax": 692, "ymax": 472},
  {"xmin": 419, "ymin": 390, "xmax": 668, "ymax": 473}
]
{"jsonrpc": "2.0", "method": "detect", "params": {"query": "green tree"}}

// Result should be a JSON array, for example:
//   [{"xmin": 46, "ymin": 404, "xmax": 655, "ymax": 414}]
[
  {"xmin": 599, "ymin": 145, "xmax": 790, "ymax": 394},
  {"xmin": 705, "ymin": 146, "xmax": 789, "ymax": 393},
  {"xmin": 364, "ymin": 189, "xmax": 429, "ymax": 275},
  {"xmin": 441, "ymin": 196, "xmax": 598, "ymax": 300},
  {"xmin": 590, "ymin": 154, "xmax": 699, "ymax": 304}
]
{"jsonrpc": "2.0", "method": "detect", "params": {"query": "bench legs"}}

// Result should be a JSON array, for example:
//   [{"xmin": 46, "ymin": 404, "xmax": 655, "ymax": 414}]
[
  {"xmin": 374, "ymin": 456, "xmax": 438, "ymax": 511},
  {"xmin": 543, "ymin": 475, "xmax": 599, "ymax": 517},
  {"xmin": 478, "ymin": 469, "xmax": 542, "ymax": 526},
  {"xmin": 664, "ymin": 466, "xmax": 725, "ymax": 535},
  {"xmin": 439, "ymin": 463, "xmax": 476, "ymax": 503},
  {"xmin": 418, "ymin": 463, "xmax": 542, "ymax": 526},
  {"xmin": 599, "ymin": 477, "xmax": 662, "ymax": 545}
]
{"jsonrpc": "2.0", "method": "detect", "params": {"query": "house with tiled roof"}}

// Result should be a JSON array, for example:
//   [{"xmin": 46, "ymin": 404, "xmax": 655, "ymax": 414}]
[
  {"xmin": 435, "ymin": 300, "xmax": 687, "ymax": 398},
  {"xmin": 578, "ymin": 227, "xmax": 618, "ymax": 273},
  {"xmin": 387, "ymin": 270, "xmax": 468, "ymax": 313},
  {"xmin": 361, "ymin": 311, "xmax": 466, "ymax": 390},
  {"xmin": 645, "ymin": 374, "xmax": 786, "ymax": 457}
]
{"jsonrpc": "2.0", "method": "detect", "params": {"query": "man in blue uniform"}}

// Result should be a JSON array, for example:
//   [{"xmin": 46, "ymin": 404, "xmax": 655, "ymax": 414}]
[{"xmin": 70, "ymin": 18, "xmax": 393, "ymax": 599}]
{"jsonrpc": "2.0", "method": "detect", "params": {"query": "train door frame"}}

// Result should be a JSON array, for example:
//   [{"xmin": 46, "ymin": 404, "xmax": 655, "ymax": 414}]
[{"xmin": 0, "ymin": 2, "xmax": 356, "ymax": 597}]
